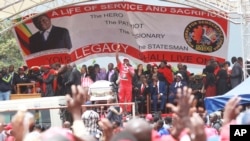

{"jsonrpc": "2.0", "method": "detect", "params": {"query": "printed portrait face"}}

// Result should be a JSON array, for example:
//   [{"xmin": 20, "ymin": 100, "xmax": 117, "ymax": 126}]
[{"xmin": 33, "ymin": 15, "xmax": 52, "ymax": 31}]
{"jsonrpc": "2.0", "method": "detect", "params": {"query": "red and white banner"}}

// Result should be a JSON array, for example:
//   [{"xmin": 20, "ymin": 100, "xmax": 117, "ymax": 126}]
[{"xmin": 13, "ymin": 2, "xmax": 229, "ymax": 67}]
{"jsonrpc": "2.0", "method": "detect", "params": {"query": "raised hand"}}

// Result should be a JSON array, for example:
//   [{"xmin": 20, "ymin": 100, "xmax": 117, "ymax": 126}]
[
  {"xmin": 116, "ymin": 44, "xmax": 120, "ymax": 52},
  {"xmin": 66, "ymin": 85, "xmax": 87, "ymax": 120},
  {"xmin": 166, "ymin": 87, "xmax": 195, "ymax": 139},
  {"xmin": 115, "ymin": 44, "xmax": 121, "ymax": 63},
  {"xmin": 188, "ymin": 113, "xmax": 206, "ymax": 141},
  {"xmin": 98, "ymin": 118, "xmax": 114, "ymax": 141},
  {"xmin": 11, "ymin": 107, "xmax": 30, "ymax": 141},
  {"xmin": 169, "ymin": 114, "xmax": 185, "ymax": 139},
  {"xmin": 223, "ymin": 96, "xmax": 242, "ymax": 125},
  {"xmin": 167, "ymin": 86, "xmax": 195, "ymax": 118}
]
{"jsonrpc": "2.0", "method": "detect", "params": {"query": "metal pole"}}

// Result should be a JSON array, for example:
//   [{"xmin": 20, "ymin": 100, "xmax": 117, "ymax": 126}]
[
  {"xmin": 240, "ymin": 14, "xmax": 246, "ymax": 80},
  {"xmin": 240, "ymin": 0, "xmax": 247, "ymax": 80},
  {"xmin": 0, "ymin": 102, "xmax": 136, "ymax": 112}
]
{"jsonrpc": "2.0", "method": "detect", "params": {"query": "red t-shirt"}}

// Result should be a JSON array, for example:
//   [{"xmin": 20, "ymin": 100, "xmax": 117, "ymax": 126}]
[
  {"xmin": 118, "ymin": 62, "xmax": 134, "ymax": 86},
  {"xmin": 158, "ymin": 67, "xmax": 174, "ymax": 84}
]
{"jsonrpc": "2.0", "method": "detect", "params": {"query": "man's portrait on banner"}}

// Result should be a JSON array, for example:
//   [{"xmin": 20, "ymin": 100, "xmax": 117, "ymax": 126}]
[{"xmin": 29, "ymin": 14, "xmax": 72, "ymax": 54}]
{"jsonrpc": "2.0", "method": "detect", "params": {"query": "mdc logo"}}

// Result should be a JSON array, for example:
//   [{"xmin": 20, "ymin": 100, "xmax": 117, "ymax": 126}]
[{"xmin": 184, "ymin": 20, "xmax": 224, "ymax": 53}]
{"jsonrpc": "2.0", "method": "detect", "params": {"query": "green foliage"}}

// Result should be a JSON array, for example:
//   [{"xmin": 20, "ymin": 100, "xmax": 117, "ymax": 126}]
[{"xmin": 0, "ymin": 29, "xmax": 25, "ymax": 69}]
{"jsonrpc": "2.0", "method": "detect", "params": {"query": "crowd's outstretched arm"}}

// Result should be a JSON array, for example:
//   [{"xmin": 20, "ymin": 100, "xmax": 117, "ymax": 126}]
[{"xmin": 115, "ymin": 44, "xmax": 121, "ymax": 65}]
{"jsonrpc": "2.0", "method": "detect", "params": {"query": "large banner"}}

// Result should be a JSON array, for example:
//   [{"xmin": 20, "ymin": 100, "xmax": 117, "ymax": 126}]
[{"xmin": 13, "ymin": 2, "xmax": 229, "ymax": 67}]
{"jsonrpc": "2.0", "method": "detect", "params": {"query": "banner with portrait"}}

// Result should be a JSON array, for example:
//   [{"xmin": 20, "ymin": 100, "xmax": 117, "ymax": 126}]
[{"xmin": 13, "ymin": 1, "xmax": 229, "ymax": 67}]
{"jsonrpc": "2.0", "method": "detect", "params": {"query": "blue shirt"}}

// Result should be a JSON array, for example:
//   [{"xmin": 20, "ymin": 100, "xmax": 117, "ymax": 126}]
[{"xmin": 158, "ymin": 127, "xmax": 170, "ymax": 137}]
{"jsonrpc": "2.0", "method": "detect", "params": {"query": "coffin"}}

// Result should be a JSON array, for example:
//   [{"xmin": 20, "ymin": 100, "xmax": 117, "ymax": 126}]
[{"xmin": 89, "ymin": 80, "xmax": 114, "ymax": 101}]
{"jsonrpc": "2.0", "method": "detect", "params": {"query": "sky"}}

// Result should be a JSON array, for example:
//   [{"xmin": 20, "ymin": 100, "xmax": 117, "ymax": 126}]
[{"xmin": 71, "ymin": 0, "xmax": 243, "ymax": 73}]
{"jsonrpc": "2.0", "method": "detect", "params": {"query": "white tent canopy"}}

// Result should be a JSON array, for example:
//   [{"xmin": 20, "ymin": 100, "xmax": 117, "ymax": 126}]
[
  {"xmin": 0, "ymin": 0, "xmax": 96, "ymax": 20},
  {"xmin": 205, "ymin": 77, "xmax": 250, "ymax": 114},
  {"xmin": 0, "ymin": 0, "xmax": 244, "ymax": 34},
  {"xmin": 0, "ymin": 0, "xmax": 98, "ymax": 34}
]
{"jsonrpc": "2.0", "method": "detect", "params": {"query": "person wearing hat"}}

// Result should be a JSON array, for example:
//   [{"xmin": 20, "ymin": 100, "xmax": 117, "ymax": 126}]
[
  {"xmin": 168, "ymin": 73, "xmax": 187, "ymax": 104},
  {"xmin": 115, "ymin": 44, "xmax": 135, "ymax": 115}
]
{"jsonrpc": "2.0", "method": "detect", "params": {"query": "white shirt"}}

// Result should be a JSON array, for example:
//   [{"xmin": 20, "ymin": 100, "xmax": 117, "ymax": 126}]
[
  {"xmin": 157, "ymin": 81, "xmax": 160, "ymax": 94},
  {"xmin": 175, "ymin": 81, "xmax": 182, "ymax": 88},
  {"xmin": 41, "ymin": 25, "xmax": 52, "ymax": 41},
  {"xmin": 108, "ymin": 70, "xmax": 114, "ymax": 82}
]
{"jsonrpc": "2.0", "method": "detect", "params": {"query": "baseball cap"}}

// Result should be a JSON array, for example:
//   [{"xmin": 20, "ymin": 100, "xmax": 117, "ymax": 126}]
[{"xmin": 176, "ymin": 73, "xmax": 183, "ymax": 80}]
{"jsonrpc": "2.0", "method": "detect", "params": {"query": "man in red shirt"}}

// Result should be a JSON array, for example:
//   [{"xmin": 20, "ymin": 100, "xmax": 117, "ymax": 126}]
[{"xmin": 116, "ymin": 44, "xmax": 135, "ymax": 114}]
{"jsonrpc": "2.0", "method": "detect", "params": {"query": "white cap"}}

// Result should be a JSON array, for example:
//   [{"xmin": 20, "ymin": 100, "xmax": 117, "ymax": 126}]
[{"xmin": 176, "ymin": 73, "xmax": 183, "ymax": 80}]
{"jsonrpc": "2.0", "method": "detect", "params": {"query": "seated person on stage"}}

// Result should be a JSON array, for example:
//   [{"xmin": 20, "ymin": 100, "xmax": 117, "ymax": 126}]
[
  {"xmin": 168, "ymin": 73, "xmax": 187, "ymax": 104},
  {"xmin": 150, "ymin": 74, "xmax": 167, "ymax": 113},
  {"xmin": 134, "ymin": 75, "xmax": 150, "ymax": 114}
]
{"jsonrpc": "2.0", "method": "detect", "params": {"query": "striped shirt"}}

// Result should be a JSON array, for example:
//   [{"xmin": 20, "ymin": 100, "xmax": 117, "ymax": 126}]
[
  {"xmin": 81, "ymin": 76, "xmax": 93, "ymax": 88},
  {"xmin": 81, "ymin": 110, "xmax": 99, "ymax": 136}
]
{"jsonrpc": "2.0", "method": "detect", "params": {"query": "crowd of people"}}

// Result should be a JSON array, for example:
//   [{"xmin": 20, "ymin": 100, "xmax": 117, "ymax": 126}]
[
  {"xmin": 0, "ymin": 84, "xmax": 249, "ymax": 141},
  {"xmin": 0, "ymin": 45, "xmax": 249, "ymax": 140},
  {"xmin": 0, "ymin": 49, "xmax": 246, "ymax": 113}
]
